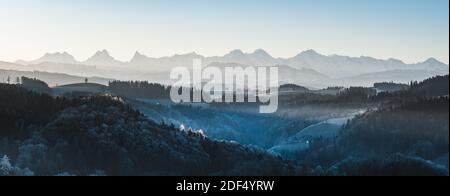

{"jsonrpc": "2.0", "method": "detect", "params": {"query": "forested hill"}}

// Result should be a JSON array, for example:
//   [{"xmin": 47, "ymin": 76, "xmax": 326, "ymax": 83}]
[
  {"xmin": 341, "ymin": 97, "xmax": 449, "ymax": 158},
  {"xmin": 410, "ymin": 75, "xmax": 449, "ymax": 97},
  {"xmin": 108, "ymin": 81, "xmax": 207, "ymax": 101},
  {"xmin": 20, "ymin": 76, "xmax": 52, "ymax": 94},
  {"xmin": 290, "ymin": 97, "xmax": 449, "ymax": 176},
  {"xmin": 108, "ymin": 81, "xmax": 170, "ymax": 99},
  {"xmin": 0, "ymin": 84, "xmax": 301, "ymax": 176}
]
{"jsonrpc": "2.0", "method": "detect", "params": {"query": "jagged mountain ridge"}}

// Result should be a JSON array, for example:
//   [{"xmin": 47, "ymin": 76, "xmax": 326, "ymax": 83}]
[
  {"xmin": 7, "ymin": 49, "xmax": 449, "ymax": 88},
  {"xmin": 16, "ymin": 49, "xmax": 448, "ymax": 74}
]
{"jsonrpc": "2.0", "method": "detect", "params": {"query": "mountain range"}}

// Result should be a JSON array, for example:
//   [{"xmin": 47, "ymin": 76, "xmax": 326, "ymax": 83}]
[{"xmin": 7, "ymin": 49, "xmax": 449, "ymax": 88}]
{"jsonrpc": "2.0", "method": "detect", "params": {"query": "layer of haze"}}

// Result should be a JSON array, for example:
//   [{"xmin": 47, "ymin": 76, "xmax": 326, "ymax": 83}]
[{"xmin": 0, "ymin": 0, "xmax": 448, "ymax": 64}]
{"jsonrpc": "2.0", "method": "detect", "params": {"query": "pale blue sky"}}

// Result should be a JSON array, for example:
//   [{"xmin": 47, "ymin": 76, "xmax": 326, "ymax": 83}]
[{"xmin": 0, "ymin": 0, "xmax": 448, "ymax": 64}]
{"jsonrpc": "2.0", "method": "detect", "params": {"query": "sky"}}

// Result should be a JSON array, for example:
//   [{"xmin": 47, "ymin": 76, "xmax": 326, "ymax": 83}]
[{"xmin": 0, "ymin": 0, "xmax": 448, "ymax": 64}]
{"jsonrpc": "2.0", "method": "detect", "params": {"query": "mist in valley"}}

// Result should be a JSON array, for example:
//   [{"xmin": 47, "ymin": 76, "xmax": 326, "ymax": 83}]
[{"xmin": 1, "ymin": 0, "xmax": 449, "ymax": 176}]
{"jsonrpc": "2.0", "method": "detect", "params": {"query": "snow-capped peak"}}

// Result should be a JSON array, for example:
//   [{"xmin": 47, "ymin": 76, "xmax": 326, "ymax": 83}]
[
  {"xmin": 92, "ymin": 50, "xmax": 113, "ymax": 59},
  {"xmin": 226, "ymin": 49, "xmax": 245, "ymax": 57},
  {"xmin": 292, "ymin": 49, "xmax": 322, "ymax": 60},
  {"xmin": 130, "ymin": 51, "xmax": 152, "ymax": 64},
  {"xmin": 132, "ymin": 51, "xmax": 146, "ymax": 59},
  {"xmin": 252, "ymin": 49, "xmax": 272, "ymax": 59},
  {"xmin": 303, "ymin": 49, "xmax": 321, "ymax": 56},
  {"xmin": 388, "ymin": 58, "xmax": 404, "ymax": 64},
  {"xmin": 85, "ymin": 50, "xmax": 122, "ymax": 66},
  {"xmin": 29, "ymin": 51, "xmax": 78, "ymax": 65},
  {"xmin": 423, "ymin": 58, "xmax": 442, "ymax": 65}
]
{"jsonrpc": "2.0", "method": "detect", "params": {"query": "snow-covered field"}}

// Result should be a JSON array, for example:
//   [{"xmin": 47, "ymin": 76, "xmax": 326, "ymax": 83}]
[{"xmin": 269, "ymin": 111, "xmax": 364, "ymax": 159}]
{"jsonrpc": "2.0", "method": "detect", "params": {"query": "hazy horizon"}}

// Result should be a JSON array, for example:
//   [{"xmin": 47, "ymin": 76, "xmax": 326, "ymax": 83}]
[
  {"xmin": 0, "ymin": 0, "xmax": 449, "ymax": 178},
  {"xmin": 1, "ymin": 0, "xmax": 448, "ymax": 64},
  {"xmin": 3, "ymin": 48, "xmax": 449, "ymax": 65}
]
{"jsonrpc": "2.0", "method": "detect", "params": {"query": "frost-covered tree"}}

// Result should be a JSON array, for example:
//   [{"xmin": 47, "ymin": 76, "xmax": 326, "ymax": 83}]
[
  {"xmin": 0, "ymin": 155, "xmax": 12, "ymax": 176},
  {"xmin": 0, "ymin": 155, "xmax": 34, "ymax": 176}
]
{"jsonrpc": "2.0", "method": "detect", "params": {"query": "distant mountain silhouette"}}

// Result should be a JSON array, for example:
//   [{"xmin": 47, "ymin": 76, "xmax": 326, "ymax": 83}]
[
  {"xmin": 16, "ymin": 52, "xmax": 77, "ymax": 65},
  {"xmin": 84, "ymin": 50, "xmax": 123, "ymax": 66},
  {"xmin": 6, "ymin": 49, "xmax": 449, "ymax": 88},
  {"xmin": 16, "ymin": 49, "xmax": 449, "ymax": 74}
]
